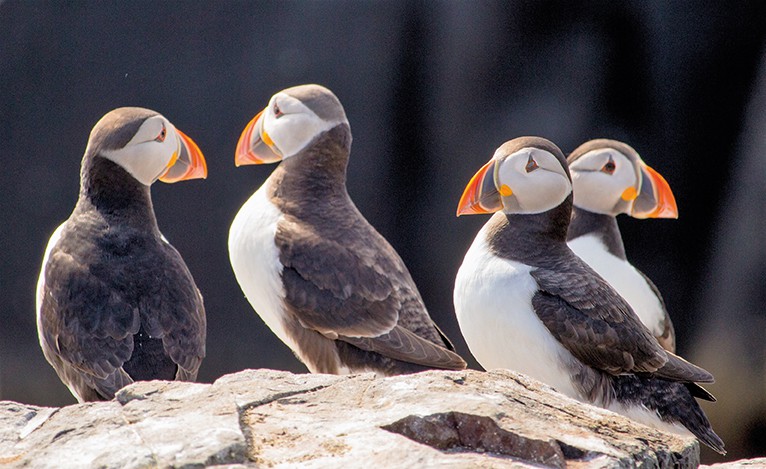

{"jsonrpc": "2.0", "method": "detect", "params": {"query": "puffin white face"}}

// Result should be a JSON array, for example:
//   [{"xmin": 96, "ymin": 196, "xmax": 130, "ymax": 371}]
[
  {"xmin": 97, "ymin": 114, "xmax": 207, "ymax": 186},
  {"xmin": 457, "ymin": 139, "xmax": 572, "ymax": 217},
  {"xmin": 235, "ymin": 84, "xmax": 349, "ymax": 166},
  {"xmin": 99, "ymin": 115, "xmax": 175, "ymax": 185},
  {"xmin": 569, "ymin": 148, "xmax": 637, "ymax": 215},
  {"xmin": 494, "ymin": 147, "xmax": 572, "ymax": 214},
  {"xmin": 264, "ymin": 92, "xmax": 343, "ymax": 159},
  {"xmin": 98, "ymin": 114, "xmax": 207, "ymax": 186},
  {"xmin": 567, "ymin": 140, "xmax": 678, "ymax": 219}
]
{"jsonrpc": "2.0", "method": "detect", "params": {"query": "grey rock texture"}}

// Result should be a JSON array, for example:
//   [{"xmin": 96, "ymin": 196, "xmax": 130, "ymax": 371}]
[
  {"xmin": 0, "ymin": 369, "xmax": 704, "ymax": 468},
  {"xmin": 703, "ymin": 458, "xmax": 766, "ymax": 468}
]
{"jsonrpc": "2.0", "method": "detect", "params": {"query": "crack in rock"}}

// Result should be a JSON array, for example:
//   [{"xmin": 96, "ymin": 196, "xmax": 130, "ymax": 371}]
[
  {"xmin": 236, "ymin": 383, "xmax": 335, "ymax": 461},
  {"xmin": 382, "ymin": 411, "xmax": 572, "ymax": 468}
]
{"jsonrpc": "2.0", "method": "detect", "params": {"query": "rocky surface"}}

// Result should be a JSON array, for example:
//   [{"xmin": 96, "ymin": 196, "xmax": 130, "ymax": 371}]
[
  {"xmin": 0, "ymin": 369, "xmax": 707, "ymax": 468},
  {"xmin": 704, "ymin": 458, "xmax": 766, "ymax": 468}
]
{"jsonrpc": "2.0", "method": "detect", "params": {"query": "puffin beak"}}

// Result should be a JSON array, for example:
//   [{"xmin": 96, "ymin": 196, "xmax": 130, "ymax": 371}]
[
  {"xmin": 631, "ymin": 162, "xmax": 678, "ymax": 219},
  {"xmin": 235, "ymin": 110, "xmax": 283, "ymax": 166},
  {"xmin": 159, "ymin": 128, "xmax": 208, "ymax": 183},
  {"xmin": 456, "ymin": 160, "xmax": 504, "ymax": 216}
]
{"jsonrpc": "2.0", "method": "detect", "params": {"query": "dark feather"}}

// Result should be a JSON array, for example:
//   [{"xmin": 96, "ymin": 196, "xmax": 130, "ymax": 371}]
[
  {"xmin": 269, "ymin": 126, "xmax": 464, "ymax": 373},
  {"xmin": 568, "ymin": 207, "xmax": 677, "ymax": 352},
  {"xmin": 38, "ymin": 157, "xmax": 205, "ymax": 401},
  {"xmin": 653, "ymin": 351, "xmax": 714, "ymax": 383},
  {"xmin": 487, "ymin": 207, "xmax": 711, "ymax": 383},
  {"xmin": 531, "ymin": 269, "xmax": 669, "ymax": 375},
  {"xmin": 686, "ymin": 382, "xmax": 716, "ymax": 402},
  {"xmin": 612, "ymin": 375, "xmax": 725, "ymax": 454},
  {"xmin": 341, "ymin": 326, "xmax": 466, "ymax": 369}
]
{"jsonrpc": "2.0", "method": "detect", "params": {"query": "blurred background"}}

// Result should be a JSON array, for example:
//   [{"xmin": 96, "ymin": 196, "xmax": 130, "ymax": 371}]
[{"xmin": 1, "ymin": 1, "xmax": 764, "ymax": 463}]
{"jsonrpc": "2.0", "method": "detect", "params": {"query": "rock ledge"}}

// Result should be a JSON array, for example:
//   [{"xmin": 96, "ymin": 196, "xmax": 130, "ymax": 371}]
[{"xmin": 0, "ymin": 369, "xmax": 704, "ymax": 468}]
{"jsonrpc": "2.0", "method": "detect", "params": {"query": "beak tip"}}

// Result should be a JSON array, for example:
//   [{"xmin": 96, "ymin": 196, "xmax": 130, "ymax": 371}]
[
  {"xmin": 456, "ymin": 204, "xmax": 472, "ymax": 217},
  {"xmin": 456, "ymin": 159, "xmax": 503, "ymax": 217},
  {"xmin": 166, "ymin": 128, "xmax": 207, "ymax": 183},
  {"xmin": 234, "ymin": 109, "xmax": 283, "ymax": 167},
  {"xmin": 639, "ymin": 162, "xmax": 678, "ymax": 219}
]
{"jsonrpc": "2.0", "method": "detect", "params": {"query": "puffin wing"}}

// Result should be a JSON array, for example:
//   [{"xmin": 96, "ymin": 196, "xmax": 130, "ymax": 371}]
[
  {"xmin": 530, "ymin": 266, "xmax": 712, "ymax": 382},
  {"xmin": 39, "ymin": 246, "xmax": 140, "ymax": 399},
  {"xmin": 341, "ymin": 325, "xmax": 465, "ymax": 369},
  {"xmin": 275, "ymin": 219, "xmax": 465, "ymax": 369},
  {"xmin": 39, "ymin": 231, "xmax": 205, "ymax": 399},
  {"xmin": 143, "ymin": 240, "xmax": 207, "ymax": 380},
  {"xmin": 635, "ymin": 268, "xmax": 677, "ymax": 352}
]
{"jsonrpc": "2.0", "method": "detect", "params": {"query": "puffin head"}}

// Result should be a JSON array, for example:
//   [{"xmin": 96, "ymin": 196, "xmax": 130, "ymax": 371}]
[
  {"xmin": 457, "ymin": 136, "xmax": 571, "ymax": 216},
  {"xmin": 87, "ymin": 107, "xmax": 207, "ymax": 186},
  {"xmin": 567, "ymin": 139, "xmax": 677, "ymax": 219},
  {"xmin": 235, "ymin": 84, "xmax": 349, "ymax": 166}
]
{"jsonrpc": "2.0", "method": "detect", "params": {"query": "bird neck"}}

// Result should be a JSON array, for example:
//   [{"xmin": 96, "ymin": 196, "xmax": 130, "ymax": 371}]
[
  {"xmin": 568, "ymin": 206, "xmax": 627, "ymax": 259},
  {"xmin": 268, "ymin": 124, "xmax": 352, "ymax": 206},
  {"xmin": 485, "ymin": 197, "xmax": 573, "ymax": 266},
  {"xmin": 76, "ymin": 154, "xmax": 159, "ymax": 229}
]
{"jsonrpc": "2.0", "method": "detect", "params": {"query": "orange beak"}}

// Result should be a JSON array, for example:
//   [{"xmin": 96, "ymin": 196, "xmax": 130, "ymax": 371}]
[
  {"xmin": 632, "ymin": 162, "xmax": 678, "ymax": 219},
  {"xmin": 235, "ymin": 110, "xmax": 283, "ymax": 166},
  {"xmin": 159, "ymin": 128, "xmax": 207, "ymax": 183},
  {"xmin": 456, "ymin": 159, "xmax": 503, "ymax": 216}
]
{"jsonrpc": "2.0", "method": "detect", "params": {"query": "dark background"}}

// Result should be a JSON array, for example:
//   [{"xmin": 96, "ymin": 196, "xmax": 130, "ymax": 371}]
[{"xmin": 1, "ymin": 1, "xmax": 765, "ymax": 463}]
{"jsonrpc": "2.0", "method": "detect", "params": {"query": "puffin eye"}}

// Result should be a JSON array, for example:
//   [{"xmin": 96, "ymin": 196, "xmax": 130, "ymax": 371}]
[
  {"xmin": 525, "ymin": 156, "xmax": 539, "ymax": 173},
  {"xmin": 155, "ymin": 125, "xmax": 167, "ymax": 142},
  {"xmin": 601, "ymin": 158, "xmax": 616, "ymax": 174},
  {"xmin": 273, "ymin": 102, "xmax": 284, "ymax": 118}
]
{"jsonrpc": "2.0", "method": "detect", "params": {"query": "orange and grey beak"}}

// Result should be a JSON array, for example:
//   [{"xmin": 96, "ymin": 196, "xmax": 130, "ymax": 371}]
[
  {"xmin": 235, "ymin": 110, "xmax": 283, "ymax": 166},
  {"xmin": 456, "ymin": 160, "xmax": 504, "ymax": 216},
  {"xmin": 631, "ymin": 162, "xmax": 678, "ymax": 219},
  {"xmin": 159, "ymin": 128, "xmax": 207, "ymax": 183}
]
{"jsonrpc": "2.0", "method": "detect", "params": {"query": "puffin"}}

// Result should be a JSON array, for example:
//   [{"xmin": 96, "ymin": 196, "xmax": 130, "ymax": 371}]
[
  {"xmin": 453, "ymin": 136, "xmax": 724, "ymax": 454},
  {"xmin": 567, "ymin": 139, "xmax": 678, "ymax": 352},
  {"xmin": 36, "ymin": 107, "xmax": 208, "ymax": 402},
  {"xmin": 229, "ymin": 84, "xmax": 466, "ymax": 375}
]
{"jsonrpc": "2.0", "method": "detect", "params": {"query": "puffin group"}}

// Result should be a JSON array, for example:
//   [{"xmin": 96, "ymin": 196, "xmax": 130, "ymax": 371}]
[
  {"xmin": 36, "ymin": 84, "xmax": 724, "ymax": 454},
  {"xmin": 453, "ymin": 136, "xmax": 723, "ymax": 453}
]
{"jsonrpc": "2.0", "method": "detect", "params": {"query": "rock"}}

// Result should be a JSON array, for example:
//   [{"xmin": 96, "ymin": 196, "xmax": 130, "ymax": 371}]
[
  {"xmin": 703, "ymin": 458, "xmax": 766, "ymax": 468},
  {"xmin": 0, "ymin": 369, "xmax": 705, "ymax": 468}
]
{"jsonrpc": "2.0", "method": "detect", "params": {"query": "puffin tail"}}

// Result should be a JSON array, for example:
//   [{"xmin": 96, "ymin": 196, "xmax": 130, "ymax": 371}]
[
  {"xmin": 613, "ymin": 375, "xmax": 725, "ymax": 455},
  {"xmin": 693, "ymin": 422, "xmax": 727, "ymax": 456},
  {"xmin": 686, "ymin": 382, "xmax": 716, "ymax": 402}
]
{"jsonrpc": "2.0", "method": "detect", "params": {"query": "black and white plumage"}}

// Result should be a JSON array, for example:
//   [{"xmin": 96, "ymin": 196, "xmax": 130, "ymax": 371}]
[
  {"xmin": 229, "ymin": 84, "xmax": 465, "ymax": 376},
  {"xmin": 36, "ymin": 107, "xmax": 208, "ymax": 402},
  {"xmin": 453, "ymin": 136, "xmax": 724, "ymax": 454},
  {"xmin": 567, "ymin": 139, "xmax": 678, "ymax": 351}
]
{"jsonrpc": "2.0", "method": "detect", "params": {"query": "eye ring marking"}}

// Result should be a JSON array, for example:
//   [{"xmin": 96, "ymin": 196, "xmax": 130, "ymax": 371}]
[
  {"xmin": 601, "ymin": 157, "xmax": 616, "ymax": 174},
  {"xmin": 155, "ymin": 124, "xmax": 167, "ymax": 142},
  {"xmin": 525, "ymin": 156, "xmax": 539, "ymax": 173},
  {"xmin": 273, "ymin": 102, "xmax": 284, "ymax": 118}
]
